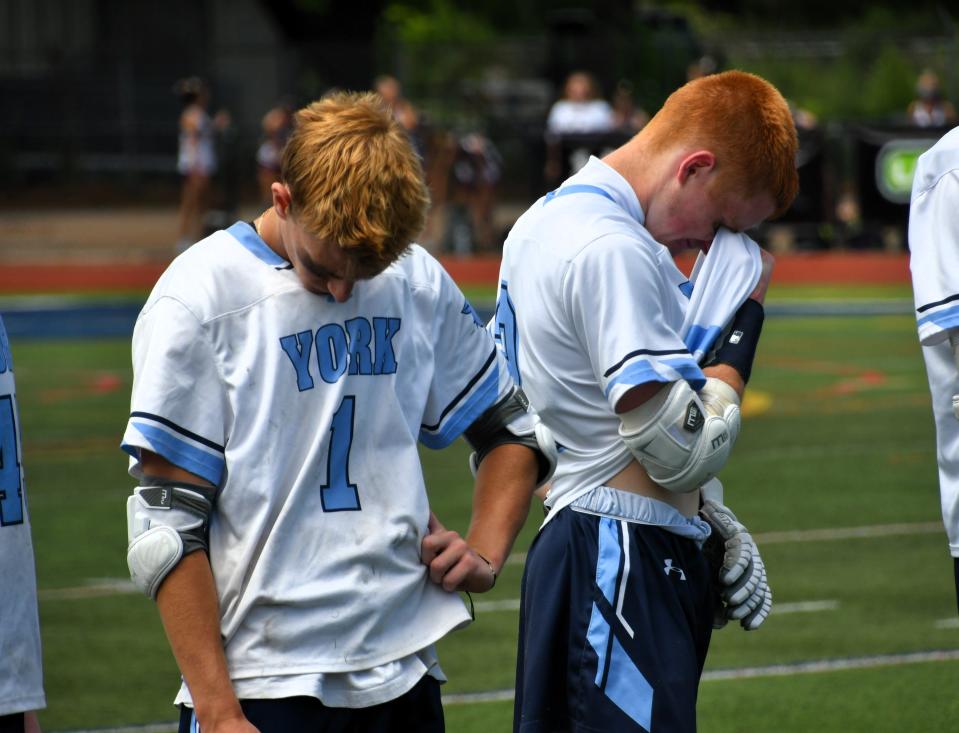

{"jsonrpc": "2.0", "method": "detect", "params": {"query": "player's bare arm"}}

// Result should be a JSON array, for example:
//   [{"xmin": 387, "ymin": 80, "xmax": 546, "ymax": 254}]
[
  {"xmin": 422, "ymin": 443, "xmax": 541, "ymax": 593},
  {"xmin": 137, "ymin": 450, "xmax": 260, "ymax": 733},
  {"xmin": 423, "ymin": 387, "xmax": 556, "ymax": 593},
  {"xmin": 24, "ymin": 711, "xmax": 42, "ymax": 733}
]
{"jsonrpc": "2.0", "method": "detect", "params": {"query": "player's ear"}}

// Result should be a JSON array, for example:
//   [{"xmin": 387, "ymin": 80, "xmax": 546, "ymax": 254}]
[
  {"xmin": 271, "ymin": 182, "xmax": 293, "ymax": 220},
  {"xmin": 677, "ymin": 150, "xmax": 716, "ymax": 185}
]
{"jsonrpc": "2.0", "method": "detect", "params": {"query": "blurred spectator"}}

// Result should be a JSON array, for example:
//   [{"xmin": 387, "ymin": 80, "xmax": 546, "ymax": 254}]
[
  {"xmin": 174, "ymin": 77, "xmax": 228, "ymax": 253},
  {"xmin": 545, "ymin": 71, "xmax": 615, "ymax": 185},
  {"xmin": 908, "ymin": 70, "xmax": 957, "ymax": 128},
  {"xmin": 203, "ymin": 107, "xmax": 240, "ymax": 238},
  {"xmin": 255, "ymin": 99, "xmax": 294, "ymax": 205},
  {"xmin": 789, "ymin": 100, "xmax": 818, "ymax": 132},
  {"xmin": 611, "ymin": 79, "xmax": 649, "ymax": 135},
  {"xmin": 445, "ymin": 132, "xmax": 503, "ymax": 254},
  {"xmin": 546, "ymin": 71, "xmax": 615, "ymax": 136},
  {"xmin": 374, "ymin": 74, "xmax": 448, "ymax": 247},
  {"xmin": 686, "ymin": 54, "xmax": 718, "ymax": 82},
  {"xmin": 375, "ymin": 74, "xmax": 426, "ymax": 156}
]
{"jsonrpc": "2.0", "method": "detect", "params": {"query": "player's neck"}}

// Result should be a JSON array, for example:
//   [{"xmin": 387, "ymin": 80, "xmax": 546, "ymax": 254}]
[
  {"xmin": 256, "ymin": 208, "xmax": 287, "ymax": 261},
  {"xmin": 604, "ymin": 139, "xmax": 658, "ymax": 215}
]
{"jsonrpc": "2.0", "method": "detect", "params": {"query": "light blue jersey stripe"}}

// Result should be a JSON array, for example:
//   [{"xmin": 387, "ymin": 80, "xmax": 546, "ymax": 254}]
[
  {"xmin": 419, "ymin": 366, "xmax": 501, "ymax": 449},
  {"xmin": 917, "ymin": 302, "xmax": 959, "ymax": 331},
  {"xmin": 605, "ymin": 357, "xmax": 706, "ymax": 396},
  {"xmin": 126, "ymin": 422, "xmax": 225, "ymax": 486},
  {"xmin": 544, "ymin": 184, "xmax": 616, "ymax": 204},
  {"xmin": 684, "ymin": 323, "xmax": 723, "ymax": 360},
  {"xmin": 227, "ymin": 221, "xmax": 288, "ymax": 267}
]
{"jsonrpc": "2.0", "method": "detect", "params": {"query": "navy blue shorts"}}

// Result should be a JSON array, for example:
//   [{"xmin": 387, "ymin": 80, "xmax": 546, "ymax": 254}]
[
  {"xmin": 515, "ymin": 506, "xmax": 715, "ymax": 733},
  {"xmin": 178, "ymin": 674, "xmax": 444, "ymax": 733},
  {"xmin": 0, "ymin": 713, "xmax": 24, "ymax": 733}
]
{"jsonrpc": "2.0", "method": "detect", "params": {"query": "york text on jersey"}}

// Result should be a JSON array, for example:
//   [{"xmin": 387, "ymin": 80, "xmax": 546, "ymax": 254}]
[{"xmin": 280, "ymin": 317, "xmax": 402, "ymax": 390}]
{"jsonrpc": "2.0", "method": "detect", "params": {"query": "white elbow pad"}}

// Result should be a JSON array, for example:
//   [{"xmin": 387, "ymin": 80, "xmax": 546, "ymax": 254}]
[
  {"xmin": 619, "ymin": 378, "xmax": 740, "ymax": 493},
  {"xmin": 126, "ymin": 481, "xmax": 215, "ymax": 598}
]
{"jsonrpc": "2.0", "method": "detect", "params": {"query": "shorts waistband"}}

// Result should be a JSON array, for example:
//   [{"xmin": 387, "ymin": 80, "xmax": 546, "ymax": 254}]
[{"xmin": 570, "ymin": 485, "xmax": 711, "ymax": 546}]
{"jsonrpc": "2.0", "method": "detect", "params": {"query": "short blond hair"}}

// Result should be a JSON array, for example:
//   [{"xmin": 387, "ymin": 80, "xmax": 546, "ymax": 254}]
[
  {"xmin": 641, "ymin": 70, "xmax": 799, "ymax": 217},
  {"xmin": 281, "ymin": 91, "xmax": 429, "ymax": 276}
]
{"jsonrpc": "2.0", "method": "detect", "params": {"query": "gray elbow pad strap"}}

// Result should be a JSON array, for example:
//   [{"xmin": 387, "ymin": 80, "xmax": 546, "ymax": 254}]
[
  {"xmin": 464, "ymin": 388, "xmax": 558, "ymax": 488},
  {"xmin": 126, "ymin": 476, "xmax": 216, "ymax": 598}
]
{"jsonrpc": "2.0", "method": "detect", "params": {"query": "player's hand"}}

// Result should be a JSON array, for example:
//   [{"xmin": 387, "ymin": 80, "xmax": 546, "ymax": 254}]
[
  {"xmin": 700, "ymin": 499, "xmax": 772, "ymax": 630},
  {"xmin": 748, "ymin": 248, "xmax": 775, "ymax": 304},
  {"xmin": 421, "ymin": 512, "xmax": 497, "ymax": 593}
]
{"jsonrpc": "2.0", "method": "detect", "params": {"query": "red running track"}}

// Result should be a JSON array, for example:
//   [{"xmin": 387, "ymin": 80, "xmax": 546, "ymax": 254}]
[{"xmin": 0, "ymin": 252, "xmax": 911, "ymax": 293}]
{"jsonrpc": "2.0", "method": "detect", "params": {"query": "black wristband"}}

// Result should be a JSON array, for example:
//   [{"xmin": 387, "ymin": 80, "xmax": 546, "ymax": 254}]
[
  {"xmin": 704, "ymin": 299, "xmax": 765, "ymax": 384},
  {"xmin": 475, "ymin": 552, "xmax": 497, "ymax": 589}
]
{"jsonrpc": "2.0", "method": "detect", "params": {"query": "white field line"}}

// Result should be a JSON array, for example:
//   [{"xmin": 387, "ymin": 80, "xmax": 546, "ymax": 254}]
[
  {"xmin": 505, "ymin": 520, "xmax": 944, "ymax": 566},
  {"xmin": 441, "ymin": 649, "xmax": 959, "ymax": 706},
  {"xmin": 935, "ymin": 617, "xmax": 959, "ymax": 629},
  {"xmin": 51, "ymin": 650, "xmax": 959, "ymax": 731},
  {"xmin": 40, "ymin": 577, "xmax": 137, "ymax": 601},
  {"xmin": 472, "ymin": 598, "xmax": 840, "ymax": 615}
]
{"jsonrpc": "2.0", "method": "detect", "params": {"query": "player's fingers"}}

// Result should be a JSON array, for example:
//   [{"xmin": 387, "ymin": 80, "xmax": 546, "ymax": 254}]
[
  {"xmin": 727, "ymin": 586, "xmax": 763, "ymax": 619},
  {"xmin": 741, "ymin": 587, "xmax": 772, "ymax": 630},
  {"xmin": 420, "ymin": 527, "xmax": 456, "ymax": 566},
  {"xmin": 438, "ymin": 557, "xmax": 474, "ymax": 592},
  {"xmin": 723, "ymin": 564, "xmax": 759, "ymax": 606},
  {"xmin": 427, "ymin": 511, "xmax": 444, "ymax": 534},
  {"xmin": 426, "ymin": 534, "xmax": 469, "ymax": 587},
  {"xmin": 720, "ymin": 538, "xmax": 752, "ymax": 585}
]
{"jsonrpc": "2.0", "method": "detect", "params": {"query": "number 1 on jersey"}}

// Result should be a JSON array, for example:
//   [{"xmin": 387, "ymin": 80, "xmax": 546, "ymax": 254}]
[{"xmin": 321, "ymin": 395, "xmax": 361, "ymax": 512}]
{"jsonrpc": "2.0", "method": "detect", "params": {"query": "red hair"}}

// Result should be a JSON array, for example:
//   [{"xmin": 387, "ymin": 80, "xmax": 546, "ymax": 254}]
[{"xmin": 641, "ymin": 70, "xmax": 799, "ymax": 217}]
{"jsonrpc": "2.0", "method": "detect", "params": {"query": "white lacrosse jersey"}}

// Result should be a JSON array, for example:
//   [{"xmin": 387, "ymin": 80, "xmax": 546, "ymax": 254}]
[
  {"xmin": 493, "ymin": 156, "xmax": 710, "ymax": 520},
  {"xmin": 0, "ymin": 316, "xmax": 46, "ymax": 716},
  {"xmin": 122, "ymin": 223, "xmax": 515, "ymax": 693},
  {"xmin": 909, "ymin": 125, "xmax": 959, "ymax": 556}
]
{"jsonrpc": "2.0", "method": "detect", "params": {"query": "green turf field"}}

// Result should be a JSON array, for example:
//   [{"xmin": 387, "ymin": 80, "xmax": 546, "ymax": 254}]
[{"xmin": 8, "ymin": 292, "xmax": 959, "ymax": 731}]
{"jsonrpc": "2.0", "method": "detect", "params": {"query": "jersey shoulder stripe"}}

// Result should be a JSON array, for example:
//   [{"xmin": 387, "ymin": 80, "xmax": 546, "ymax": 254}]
[
  {"xmin": 419, "ymin": 348, "xmax": 499, "ymax": 449},
  {"xmin": 123, "ymin": 412, "xmax": 226, "ymax": 485}
]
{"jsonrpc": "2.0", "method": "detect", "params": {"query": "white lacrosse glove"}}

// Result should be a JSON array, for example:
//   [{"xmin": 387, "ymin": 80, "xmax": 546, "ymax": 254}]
[{"xmin": 700, "ymin": 498, "xmax": 772, "ymax": 630}]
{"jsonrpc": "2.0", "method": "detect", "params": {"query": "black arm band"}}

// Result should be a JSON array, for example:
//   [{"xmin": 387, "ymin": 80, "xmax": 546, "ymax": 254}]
[
  {"xmin": 463, "ymin": 389, "xmax": 553, "ymax": 484},
  {"xmin": 704, "ymin": 299, "xmax": 765, "ymax": 384}
]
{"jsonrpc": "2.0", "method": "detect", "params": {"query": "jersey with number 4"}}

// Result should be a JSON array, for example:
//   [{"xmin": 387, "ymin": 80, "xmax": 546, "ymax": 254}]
[
  {"xmin": 0, "ymin": 316, "xmax": 45, "ymax": 716},
  {"xmin": 492, "ymin": 157, "xmax": 706, "ymax": 520},
  {"xmin": 122, "ymin": 223, "xmax": 513, "ymax": 680}
]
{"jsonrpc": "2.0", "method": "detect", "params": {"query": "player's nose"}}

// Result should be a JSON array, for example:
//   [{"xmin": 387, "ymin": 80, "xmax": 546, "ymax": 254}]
[{"xmin": 327, "ymin": 278, "xmax": 355, "ymax": 302}]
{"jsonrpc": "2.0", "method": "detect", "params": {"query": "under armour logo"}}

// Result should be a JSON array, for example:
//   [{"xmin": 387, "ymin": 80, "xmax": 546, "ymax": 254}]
[{"xmin": 664, "ymin": 559, "xmax": 686, "ymax": 580}]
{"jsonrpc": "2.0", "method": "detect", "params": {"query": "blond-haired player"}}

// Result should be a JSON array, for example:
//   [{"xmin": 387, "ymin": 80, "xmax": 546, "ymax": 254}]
[
  {"xmin": 122, "ymin": 91, "xmax": 554, "ymax": 733},
  {"xmin": 497, "ymin": 71, "xmax": 798, "ymax": 732}
]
